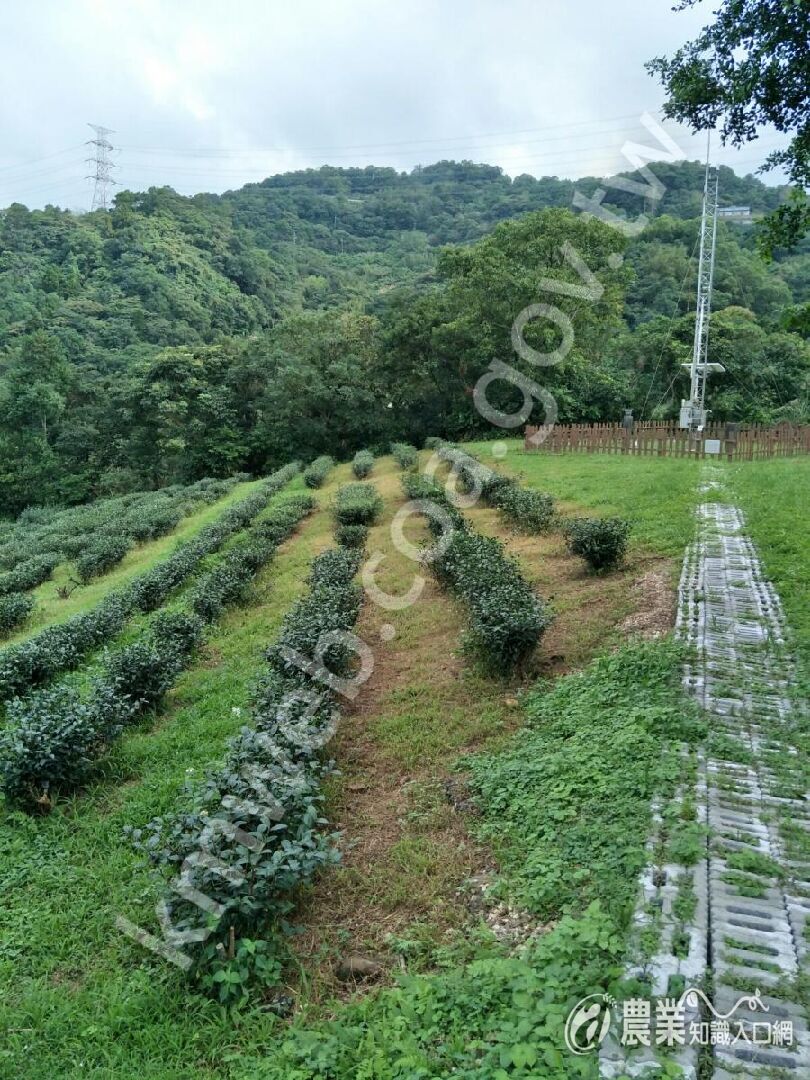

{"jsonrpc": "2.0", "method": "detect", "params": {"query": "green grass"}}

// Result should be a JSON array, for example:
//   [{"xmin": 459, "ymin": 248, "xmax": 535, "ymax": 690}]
[
  {"xmin": 463, "ymin": 439, "xmax": 701, "ymax": 555},
  {"xmin": 724, "ymin": 457, "xmax": 810, "ymax": 681},
  {"xmin": 466, "ymin": 641, "xmax": 704, "ymax": 922},
  {"xmin": 1, "ymin": 480, "xmax": 264, "ymax": 646}
]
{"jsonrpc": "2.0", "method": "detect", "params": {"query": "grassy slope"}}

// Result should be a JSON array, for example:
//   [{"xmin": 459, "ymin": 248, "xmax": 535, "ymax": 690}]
[
  {"xmin": 1, "ymin": 480, "xmax": 264, "ymax": 646},
  {"xmin": 0, "ymin": 470, "xmax": 346, "ymax": 1080},
  {"xmin": 0, "ymin": 452, "xmax": 691, "ymax": 1080},
  {"xmin": 463, "ymin": 439, "xmax": 700, "ymax": 556},
  {"xmin": 14, "ymin": 451, "xmax": 808, "ymax": 1078},
  {"xmin": 235, "ymin": 642, "xmax": 699, "ymax": 1080}
]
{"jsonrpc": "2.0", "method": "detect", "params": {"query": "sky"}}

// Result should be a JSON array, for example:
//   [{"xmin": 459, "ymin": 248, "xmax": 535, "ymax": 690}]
[{"xmin": 0, "ymin": 0, "xmax": 791, "ymax": 211}]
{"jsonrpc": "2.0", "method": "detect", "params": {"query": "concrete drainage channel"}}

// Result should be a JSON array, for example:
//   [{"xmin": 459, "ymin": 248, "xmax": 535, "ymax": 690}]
[{"xmin": 602, "ymin": 470, "xmax": 808, "ymax": 1078}]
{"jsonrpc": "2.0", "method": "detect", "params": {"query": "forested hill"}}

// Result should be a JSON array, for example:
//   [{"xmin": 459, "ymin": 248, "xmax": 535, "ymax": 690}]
[{"xmin": 0, "ymin": 159, "xmax": 808, "ymax": 512}]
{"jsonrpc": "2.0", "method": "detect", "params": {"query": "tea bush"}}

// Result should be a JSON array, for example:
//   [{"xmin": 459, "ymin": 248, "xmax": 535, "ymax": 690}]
[
  {"xmin": 0, "ymin": 552, "xmax": 60, "ymax": 597},
  {"xmin": 402, "ymin": 473, "xmax": 550, "ymax": 672},
  {"xmin": 303, "ymin": 456, "xmax": 334, "ymax": 488},
  {"xmin": 565, "ymin": 516, "xmax": 631, "ymax": 572},
  {"xmin": 351, "ymin": 450, "xmax": 375, "ymax": 479},
  {"xmin": 0, "ymin": 491, "xmax": 313, "ymax": 810},
  {"xmin": 0, "ymin": 464, "xmax": 301, "ymax": 702},
  {"xmin": 494, "ymin": 486, "xmax": 555, "ymax": 532},
  {"xmin": 333, "ymin": 483, "xmax": 383, "ymax": 526},
  {"xmin": 390, "ymin": 442, "xmax": 418, "ymax": 469},
  {"xmin": 435, "ymin": 444, "xmax": 555, "ymax": 533},
  {"xmin": 335, "ymin": 523, "xmax": 368, "ymax": 549},
  {"xmin": 76, "ymin": 537, "xmax": 133, "ymax": 583},
  {"xmin": 435, "ymin": 527, "xmax": 551, "ymax": 672},
  {"xmin": 130, "ymin": 544, "xmax": 364, "ymax": 1003},
  {"xmin": 0, "ymin": 476, "xmax": 244, "ymax": 574},
  {"xmin": 0, "ymin": 592, "xmax": 34, "ymax": 633}
]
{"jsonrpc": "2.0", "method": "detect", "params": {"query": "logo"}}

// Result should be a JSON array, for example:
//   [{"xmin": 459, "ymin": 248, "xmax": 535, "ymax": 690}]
[
  {"xmin": 564, "ymin": 993, "xmax": 614, "ymax": 1055},
  {"xmin": 562, "ymin": 987, "xmax": 793, "ymax": 1056}
]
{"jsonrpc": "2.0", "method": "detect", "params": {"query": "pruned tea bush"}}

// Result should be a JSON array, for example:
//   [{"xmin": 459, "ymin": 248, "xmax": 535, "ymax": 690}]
[
  {"xmin": 433, "ymin": 443, "xmax": 556, "ymax": 533},
  {"xmin": 303, "ymin": 456, "xmax": 334, "ymax": 488},
  {"xmin": 351, "ymin": 450, "xmax": 375, "ymax": 479},
  {"xmin": 434, "ymin": 527, "xmax": 551, "ymax": 672},
  {"xmin": 0, "ymin": 463, "xmax": 301, "ymax": 702},
  {"xmin": 401, "ymin": 472, "xmax": 551, "ymax": 672},
  {"xmin": 129, "ymin": 544, "xmax": 364, "ymax": 1001},
  {"xmin": 0, "ymin": 552, "xmax": 60, "ymax": 597},
  {"xmin": 76, "ymin": 537, "xmax": 133, "ymax": 583},
  {"xmin": 335, "ymin": 523, "xmax": 368, "ymax": 549},
  {"xmin": 494, "ymin": 487, "xmax": 555, "ymax": 532},
  {"xmin": 565, "ymin": 516, "xmax": 631, "ymax": 572},
  {"xmin": 0, "ymin": 592, "xmax": 34, "ymax": 633},
  {"xmin": 390, "ymin": 442, "xmax": 417, "ymax": 469},
  {"xmin": 333, "ymin": 483, "xmax": 383, "ymax": 526},
  {"xmin": 0, "ymin": 487, "xmax": 312, "ymax": 810}
]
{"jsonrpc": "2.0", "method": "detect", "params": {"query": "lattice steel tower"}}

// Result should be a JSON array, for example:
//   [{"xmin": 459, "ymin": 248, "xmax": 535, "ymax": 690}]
[
  {"xmin": 86, "ymin": 124, "xmax": 116, "ymax": 210},
  {"xmin": 680, "ymin": 136, "xmax": 724, "ymax": 430}
]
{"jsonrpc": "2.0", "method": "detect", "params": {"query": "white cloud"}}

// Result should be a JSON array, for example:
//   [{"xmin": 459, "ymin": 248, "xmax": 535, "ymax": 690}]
[{"xmin": 0, "ymin": 0, "xmax": 791, "ymax": 209}]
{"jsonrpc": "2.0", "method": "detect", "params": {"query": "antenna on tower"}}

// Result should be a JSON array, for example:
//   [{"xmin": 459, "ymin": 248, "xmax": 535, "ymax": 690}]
[
  {"xmin": 679, "ymin": 131, "xmax": 724, "ymax": 433},
  {"xmin": 86, "ymin": 124, "xmax": 117, "ymax": 211}
]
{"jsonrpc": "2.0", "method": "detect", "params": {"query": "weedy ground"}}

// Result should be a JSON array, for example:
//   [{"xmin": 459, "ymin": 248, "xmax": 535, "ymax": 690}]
[{"xmin": 0, "ymin": 450, "xmax": 805, "ymax": 1079}]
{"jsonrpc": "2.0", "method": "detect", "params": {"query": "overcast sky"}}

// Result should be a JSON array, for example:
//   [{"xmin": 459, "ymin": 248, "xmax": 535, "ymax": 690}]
[{"xmin": 0, "ymin": 0, "xmax": 790, "ymax": 211}]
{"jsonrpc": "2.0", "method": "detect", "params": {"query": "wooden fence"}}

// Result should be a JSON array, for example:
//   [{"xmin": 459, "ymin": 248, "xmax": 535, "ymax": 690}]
[{"xmin": 523, "ymin": 422, "xmax": 810, "ymax": 460}]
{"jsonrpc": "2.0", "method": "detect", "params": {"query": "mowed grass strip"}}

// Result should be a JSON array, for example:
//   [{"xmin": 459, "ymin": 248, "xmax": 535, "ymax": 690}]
[
  {"xmin": 3, "ymin": 479, "xmax": 266, "ymax": 646},
  {"xmin": 0, "ymin": 469, "xmax": 353, "ymax": 1080}
]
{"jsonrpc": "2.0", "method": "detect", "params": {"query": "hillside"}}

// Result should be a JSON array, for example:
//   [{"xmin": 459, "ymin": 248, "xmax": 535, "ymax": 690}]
[
  {"xmin": 0, "ymin": 160, "xmax": 808, "ymax": 512},
  {"xmin": 0, "ymin": 445, "xmax": 807, "ymax": 1078}
]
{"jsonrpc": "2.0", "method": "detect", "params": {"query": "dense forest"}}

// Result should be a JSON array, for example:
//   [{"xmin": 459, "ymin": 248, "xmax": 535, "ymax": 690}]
[{"xmin": 0, "ymin": 159, "xmax": 807, "ymax": 513}]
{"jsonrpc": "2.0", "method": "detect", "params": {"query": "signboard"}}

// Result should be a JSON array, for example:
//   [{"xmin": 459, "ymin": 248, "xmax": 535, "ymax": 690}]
[{"xmin": 704, "ymin": 439, "xmax": 721, "ymax": 455}]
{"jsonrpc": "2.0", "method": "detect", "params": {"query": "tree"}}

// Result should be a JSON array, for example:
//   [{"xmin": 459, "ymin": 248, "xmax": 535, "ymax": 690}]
[{"xmin": 647, "ymin": 0, "xmax": 809, "ymax": 251}]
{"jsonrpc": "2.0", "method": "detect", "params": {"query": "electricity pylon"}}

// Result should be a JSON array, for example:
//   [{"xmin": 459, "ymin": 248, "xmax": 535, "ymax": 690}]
[
  {"xmin": 86, "ymin": 124, "xmax": 116, "ymax": 211},
  {"xmin": 680, "ymin": 135, "xmax": 724, "ymax": 430}
]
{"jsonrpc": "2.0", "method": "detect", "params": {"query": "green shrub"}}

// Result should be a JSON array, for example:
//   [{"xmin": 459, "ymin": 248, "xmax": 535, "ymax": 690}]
[
  {"xmin": 130, "ymin": 544, "xmax": 364, "ymax": 1001},
  {"xmin": 76, "ymin": 536, "xmax": 133, "ymax": 583},
  {"xmin": 0, "ymin": 482, "xmax": 311, "ymax": 811},
  {"xmin": 123, "ymin": 507, "xmax": 182, "ymax": 542},
  {"xmin": 435, "ymin": 444, "xmax": 555, "ymax": 533},
  {"xmin": 303, "ymin": 456, "xmax": 334, "ymax": 489},
  {"xmin": 423, "ymin": 436, "xmax": 443, "ymax": 449},
  {"xmin": 351, "ymin": 450, "xmax": 375, "ymax": 479},
  {"xmin": 565, "ymin": 516, "xmax": 631, "ymax": 572},
  {"xmin": 0, "ymin": 463, "xmax": 301, "ymax": 702},
  {"xmin": 0, "ymin": 592, "xmax": 34, "ymax": 633},
  {"xmin": 390, "ymin": 442, "xmax": 418, "ymax": 469},
  {"xmin": 434, "ymin": 527, "xmax": 551, "ymax": 672},
  {"xmin": 495, "ymin": 487, "xmax": 555, "ymax": 532},
  {"xmin": 335, "ymin": 523, "xmax": 368, "ymax": 549},
  {"xmin": 402, "ymin": 473, "xmax": 550, "ymax": 672},
  {"xmin": 333, "ymin": 483, "xmax": 383, "ymax": 526},
  {"xmin": 0, "ymin": 552, "xmax": 60, "ymax": 596},
  {"xmin": 0, "ymin": 685, "xmax": 106, "ymax": 808}
]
